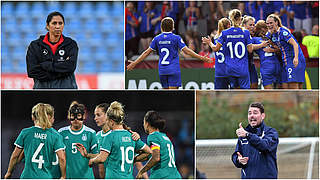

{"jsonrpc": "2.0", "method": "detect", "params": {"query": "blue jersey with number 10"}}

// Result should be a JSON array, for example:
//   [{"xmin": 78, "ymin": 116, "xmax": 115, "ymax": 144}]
[
  {"xmin": 150, "ymin": 32, "xmax": 186, "ymax": 75},
  {"xmin": 217, "ymin": 27, "xmax": 252, "ymax": 77}
]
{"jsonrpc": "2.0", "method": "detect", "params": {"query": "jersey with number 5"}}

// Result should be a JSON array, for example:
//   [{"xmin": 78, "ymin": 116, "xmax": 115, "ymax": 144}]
[
  {"xmin": 100, "ymin": 129, "xmax": 146, "ymax": 179},
  {"xmin": 58, "ymin": 125, "xmax": 98, "ymax": 179},
  {"xmin": 150, "ymin": 32, "xmax": 186, "ymax": 75},
  {"xmin": 14, "ymin": 126, "xmax": 65, "ymax": 179},
  {"xmin": 214, "ymin": 38, "xmax": 228, "ymax": 77},
  {"xmin": 217, "ymin": 27, "xmax": 252, "ymax": 77},
  {"xmin": 147, "ymin": 131, "xmax": 182, "ymax": 179}
]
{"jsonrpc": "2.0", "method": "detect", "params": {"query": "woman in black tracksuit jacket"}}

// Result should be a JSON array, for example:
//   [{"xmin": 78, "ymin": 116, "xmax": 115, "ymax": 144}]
[{"xmin": 26, "ymin": 11, "xmax": 78, "ymax": 89}]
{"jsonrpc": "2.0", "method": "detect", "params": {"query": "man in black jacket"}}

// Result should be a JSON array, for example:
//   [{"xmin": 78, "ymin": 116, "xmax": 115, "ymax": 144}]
[
  {"xmin": 232, "ymin": 102, "xmax": 279, "ymax": 179},
  {"xmin": 26, "ymin": 11, "xmax": 78, "ymax": 89}
]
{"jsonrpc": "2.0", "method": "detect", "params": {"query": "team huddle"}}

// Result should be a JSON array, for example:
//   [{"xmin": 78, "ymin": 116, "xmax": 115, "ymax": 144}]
[
  {"xmin": 5, "ymin": 102, "xmax": 181, "ymax": 179},
  {"xmin": 128, "ymin": 9, "xmax": 306, "ymax": 89}
]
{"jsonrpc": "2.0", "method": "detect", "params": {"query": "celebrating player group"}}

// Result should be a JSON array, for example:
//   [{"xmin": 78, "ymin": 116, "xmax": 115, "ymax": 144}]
[
  {"xmin": 5, "ymin": 102, "xmax": 181, "ymax": 179},
  {"xmin": 127, "ymin": 8, "xmax": 306, "ymax": 89}
]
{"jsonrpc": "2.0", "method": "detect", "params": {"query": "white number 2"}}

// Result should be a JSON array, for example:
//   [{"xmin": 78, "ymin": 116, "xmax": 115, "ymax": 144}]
[
  {"xmin": 120, "ymin": 146, "xmax": 134, "ymax": 172},
  {"xmin": 167, "ymin": 144, "xmax": 176, "ymax": 167},
  {"xmin": 32, "ymin": 143, "xmax": 45, "ymax": 169},
  {"xmin": 160, "ymin": 48, "xmax": 170, "ymax": 65}
]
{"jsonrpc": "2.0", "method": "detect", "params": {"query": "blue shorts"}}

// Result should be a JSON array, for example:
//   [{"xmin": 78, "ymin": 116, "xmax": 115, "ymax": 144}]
[
  {"xmin": 215, "ymin": 77, "xmax": 230, "ymax": 89},
  {"xmin": 249, "ymin": 63, "xmax": 258, "ymax": 84},
  {"xmin": 286, "ymin": 61, "xmax": 306, "ymax": 83},
  {"xmin": 229, "ymin": 76, "xmax": 250, "ymax": 89},
  {"xmin": 279, "ymin": 65, "xmax": 288, "ymax": 83},
  {"xmin": 159, "ymin": 73, "xmax": 181, "ymax": 88},
  {"xmin": 260, "ymin": 62, "xmax": 281, "ymax": 86}
]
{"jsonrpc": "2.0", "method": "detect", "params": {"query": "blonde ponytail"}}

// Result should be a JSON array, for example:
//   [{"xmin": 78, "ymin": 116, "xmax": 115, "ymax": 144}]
[
  {"xmin": 32, "ymin": 103, "xmax": 54, "ymax": 129},
  {"xmin": 107, "ymin": 101, "xmax": 125, "ymax": 124}
]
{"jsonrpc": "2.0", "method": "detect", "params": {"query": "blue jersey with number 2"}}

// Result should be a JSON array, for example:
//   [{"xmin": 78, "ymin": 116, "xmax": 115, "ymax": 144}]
[{"xmin": 150, "ymin": 32, "xmax": 186, "ymax": 75}]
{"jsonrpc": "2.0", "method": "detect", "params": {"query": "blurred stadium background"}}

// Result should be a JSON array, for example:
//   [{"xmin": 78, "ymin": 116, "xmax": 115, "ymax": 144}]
[
  {"xmin": 1, "ymin": 91, "xmax": 195, "ymax": 178},
  {"xmin": 196, "ymin": 91, "xmax": 319, "ymax": 178},
  {"xmin": 125, "ymin": 1, "xmax": 319, "ymax": 89},
  {"xmin": 1, "ymin": 1, "xmax": 124, "ymax": 89}
]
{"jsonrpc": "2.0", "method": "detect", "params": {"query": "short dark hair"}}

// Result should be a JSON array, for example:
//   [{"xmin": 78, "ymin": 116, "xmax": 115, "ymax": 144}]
[
  {"xmin": 249, "ymin": 102, "xmax": 264, "ymax": 113},
  {"xmin": 46, "ymin": 11, "xmax": 65, "ymax": 25},
  {"xmin": 161, "ymin": 17, "xmax": 174, "ymax": 32},
  {"xmin": 144, "ymin": 110, "xmax": 166, "ymax": 131}
]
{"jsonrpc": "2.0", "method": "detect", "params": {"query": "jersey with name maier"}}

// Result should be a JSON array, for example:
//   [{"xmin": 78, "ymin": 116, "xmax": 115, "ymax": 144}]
[
  {"xmin": 252, "ymin": 37, "xmax": 279, "ymax": 65},
  {"xmin": 147, "ymin": 131, "xmax": 181, "ymax": 179},
  {"xmin": 58, "ymin": 125, "xmax": 98, "ymax": 179},
  {"xmin": 150, "ymin": 32, "xmax": 186, "ymax": 75},
  {"xmin": 100, "ymin": 129, "xmax": 146, "ymax": 179},
  {"xmin": 14, "ymin": 126, "xmax": 65, "ymax": 179},
  {"xmin": 217, "ymin": 27, "xmax": 252, "ymax": 77}
]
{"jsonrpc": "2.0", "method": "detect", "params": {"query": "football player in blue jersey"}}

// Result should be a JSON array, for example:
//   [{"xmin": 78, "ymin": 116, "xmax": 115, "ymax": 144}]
[
  {"xmin": 212, "ymin": 18, "xmax": 231, "ymax": 89},
  {"xmin": 266, "ymin": 14, "xmax": 306, "ymax": 89},
  {"xmin": 252, "ymin": 20, "xmax": 281, "ymax": 89},
  {"xmin": 127, "ymin": 17, "xmax": 212, "ymax": 89},
  {"xmin": 202, "ymin": 9, "xmax": 253, "ymax": 89},
  {"xmin": 242, "ymin": 15, "xmax": 258, "ymax": 89}
]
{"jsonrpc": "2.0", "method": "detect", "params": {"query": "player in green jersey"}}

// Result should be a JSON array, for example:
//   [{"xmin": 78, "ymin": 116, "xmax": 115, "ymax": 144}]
[
  {"xmin": 58, "ymin": 102, "xmax": 98, "ymax": 179},
  {"xmin": 137, "ymin": 110, "xmax": 182, "ymax": 179},
  {"xmin": 88, "ymin": 101, "xmax": 152, "ymax": 179},
  {"xmin": 76, "ymin": 102, "xmax": 149, "ymax": 178},
  {"xmin": 5, "ymin": 103, "xmax": 66, "ymax": 179}
]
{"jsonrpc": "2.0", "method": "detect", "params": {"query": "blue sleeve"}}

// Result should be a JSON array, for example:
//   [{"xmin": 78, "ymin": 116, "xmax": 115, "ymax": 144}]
[
  {"xmin": 90, "ymin": 132, "xmax": 99, "ymax": 154},
  {"xmin": 247, "ymin": 128, "xmax": 279, "ymax": 152},
  {"xmin": 280, "ymin": 29, "xmax": 293, "ymax": 42},
  {"xmin": 246, "ymin": 30, "xmax": 253, "ymax": 45},
  {"xmin": 231, "ymin": 139, "xmax": 246, "ymax": 168},
  {"xmin": 178, "ymin": 36, "xmax": 186, "ymax": 50},
  {"xmin": 150, "ymin": 38, "xmax": 157, "ymax": 51},
  {"xmin": 217, "ymin": 32, "xmax": 224, "ymax": 46}
]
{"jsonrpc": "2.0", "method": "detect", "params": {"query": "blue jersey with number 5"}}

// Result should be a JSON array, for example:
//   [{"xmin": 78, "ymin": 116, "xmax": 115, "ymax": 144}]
[
  {"xmin": 217, "ymin": 27, "xmax": 252, "ymax": 77},
  {"xmin": 150, "ymin": 32, "xmax": 186, "ymax": 75},
  {"xmin": 214, "ymin": 38, "xmax": 228, "ymax": 77}
]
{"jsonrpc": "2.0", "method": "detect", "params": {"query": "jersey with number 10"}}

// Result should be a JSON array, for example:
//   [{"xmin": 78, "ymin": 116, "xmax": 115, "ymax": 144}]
[
  {"xmin": 150, "ymin": 32, "xmax": 186, "ymax": 75},
  {"xmin": 100, "ymin": 129, "xmax": 146, "ymax": 179},
  {"xmin": 14, "ymin": 126, "xmax": 65, "ymax": 179},
  {"xmin": 147, "ymin": 131, "xmax": 181, "ymax": 179},
  {"xmin": 217, "ymin": 27, "xmax": 252, "ymax": 77},
  {"xmin": 58, "ymin": 125, "xmax": 98, "ymax": 179}
]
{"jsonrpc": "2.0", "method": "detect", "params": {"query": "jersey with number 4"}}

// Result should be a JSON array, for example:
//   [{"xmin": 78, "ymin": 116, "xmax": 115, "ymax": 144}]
[
  {"xmin": 147, "ymin": 131, "xmax": 181, "ymax": 179},
  {"xmin": 217, "ymin": 27, "xmax": 252, "ymax": 77},
  {"xmin": 150, "ymin": 32, "xmax": 186, "ymax": 75},
  {"xmin": 58, "ymin": 125, "xmax": 98, "ymax": 179},
  {"xmin": 100, "ymin": 129, "xmax": 146, "ymax": 179},
  {"xmin": 14, "ymin": 126, "xmax": 65, "ymax": 179}
]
